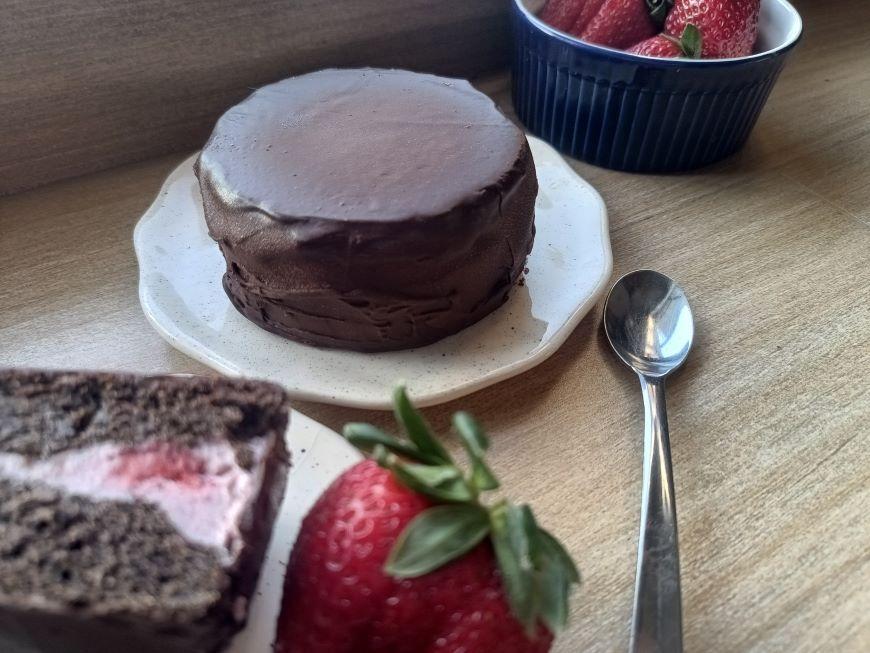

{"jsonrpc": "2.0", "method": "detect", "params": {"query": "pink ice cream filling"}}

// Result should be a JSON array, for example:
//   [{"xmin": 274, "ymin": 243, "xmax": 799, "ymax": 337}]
[{"xmin": 0, "ymin": 438, "xmax": 268, "ymax": 562}]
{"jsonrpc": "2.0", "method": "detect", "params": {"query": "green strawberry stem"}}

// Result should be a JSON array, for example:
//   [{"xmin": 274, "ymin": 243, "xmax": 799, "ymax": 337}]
[
  {"xmin": 343, "ymin": 386, "xmax": 581, "ymax": 637},
  {"xmin": 663, "ymin": 23, "xmax": 703, "ymax": 59}
]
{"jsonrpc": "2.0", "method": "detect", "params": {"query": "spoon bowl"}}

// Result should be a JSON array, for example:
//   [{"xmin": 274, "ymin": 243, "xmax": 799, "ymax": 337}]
[{"xmin": 604, "ymin": 270, "xmax": 694, "ymax": 378}]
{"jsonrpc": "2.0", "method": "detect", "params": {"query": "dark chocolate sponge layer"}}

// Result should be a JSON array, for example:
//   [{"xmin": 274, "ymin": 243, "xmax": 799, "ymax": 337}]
[
  {"xmin": 0, "ymin": 370, "xmax": 289, "ymax": 457},
  {"xmin": 196, "ymin": 68, "xmax": 538, "ymax": 351},
  {"xmin": 0, "ymin": 369, "xmax": 291, "ymax": 653}
]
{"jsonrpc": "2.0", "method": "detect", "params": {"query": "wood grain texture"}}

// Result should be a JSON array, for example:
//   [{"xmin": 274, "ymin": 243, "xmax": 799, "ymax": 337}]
[
  {"xmin": 0, "ymin": 0, "xmax": 509, "ymax": 195},
  {"xmin": 1, "ymin": 0, "xmax": 869, "ymax": 650}
]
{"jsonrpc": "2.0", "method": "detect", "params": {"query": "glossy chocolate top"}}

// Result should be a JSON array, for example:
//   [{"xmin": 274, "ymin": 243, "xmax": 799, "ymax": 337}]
[{"xmin": 198, "ymin": 68, "xmax": 526, "ymax": 222}]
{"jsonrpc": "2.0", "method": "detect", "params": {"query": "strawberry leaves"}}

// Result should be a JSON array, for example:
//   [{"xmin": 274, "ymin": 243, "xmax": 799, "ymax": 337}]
[
  {"xmin": 679, "ymin": 23, "xmax": 702, "ymax": 58},
  {"xmin": 393, "ymin": 386, "xmax": 451, "ymax": 464},
  {"xmin": 453, "ymin": 411, "xmax": 500, "ymax": 492},
  {"xmin": 663, "ymin": 23, "xmax": 703, "ymax": 58},
  {"xmin": 490, "ymin": 502, "xmax": 537, "ymax": 632},
  {"xmin": 382, "ymin": 455, "xmax": 476, "ymax": 503},
  {"xmin": 529, "ymin": 522, "xmax": 580, "ymax": 633},
  {"xmin": 385, "ymin": 504, "xmax": 491, "ymax": 577},
  {"xmin": 345, "ymin": 422, "xmax": 436, "ymax": 463},
  {"xmin": 345, "ymin": 386, "xmax": 581, "ymax": 638},
  {"xmin": 490, "ymin": 502, "xmax": 579, "ymax": 635}
]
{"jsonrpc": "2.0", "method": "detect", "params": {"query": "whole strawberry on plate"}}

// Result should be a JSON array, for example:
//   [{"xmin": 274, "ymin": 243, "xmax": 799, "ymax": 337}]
[{"xmin": 275, "ymin": 388, "xmax": 580, "ymax": 653}]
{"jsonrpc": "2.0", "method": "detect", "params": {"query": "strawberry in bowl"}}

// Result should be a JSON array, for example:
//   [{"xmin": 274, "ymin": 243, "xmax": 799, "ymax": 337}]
[
  {"xmin": 579, "ymin": 0, "xmax": 658, "ymax": 50},
  {"xmin": 512, "ymin": 0, "xmax": 802, "ymax": 171},
  {"xmin": 275, "ymin": 388, "xmax": 580, "ymax": 652},
  {"xmin": 630, "ymin": 0, "xmax": 762, "ymax": 58},
  {"xmin": 538, "ymin": 0, "xmax": 761, "ymax": 58}
]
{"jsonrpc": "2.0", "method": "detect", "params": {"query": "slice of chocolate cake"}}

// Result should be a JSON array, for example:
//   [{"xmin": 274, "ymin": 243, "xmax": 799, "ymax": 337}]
[{"xmin": 0, "ymin": 369, "xmax": 291, "ymax": 653}]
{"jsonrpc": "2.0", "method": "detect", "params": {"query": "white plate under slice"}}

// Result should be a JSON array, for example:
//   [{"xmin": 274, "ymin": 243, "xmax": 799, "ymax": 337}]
[
  {"xmin": 228, "ymin": 411, "xmax": 362, "ymax": 653},
  {"xmin": 133, "ymin": 136, "xmax": 612, "ymax": 409}
]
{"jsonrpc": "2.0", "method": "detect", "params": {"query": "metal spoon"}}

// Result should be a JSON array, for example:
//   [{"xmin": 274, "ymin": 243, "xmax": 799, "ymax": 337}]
[{"xmin": 603, "ymin": 270, "xmax": 694, "ymax": 653}]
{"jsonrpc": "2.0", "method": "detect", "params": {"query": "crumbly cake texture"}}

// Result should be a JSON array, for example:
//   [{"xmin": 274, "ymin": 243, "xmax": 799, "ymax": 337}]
[{"xmin": 0, "ymin": 369, "xmax": 291, "ymax": 653}]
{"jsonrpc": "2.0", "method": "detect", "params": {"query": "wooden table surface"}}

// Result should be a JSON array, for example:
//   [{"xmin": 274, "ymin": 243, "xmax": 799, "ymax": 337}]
[{"xmin": 1, "ymin": 0, "xmax": 868, "ymax": 650}]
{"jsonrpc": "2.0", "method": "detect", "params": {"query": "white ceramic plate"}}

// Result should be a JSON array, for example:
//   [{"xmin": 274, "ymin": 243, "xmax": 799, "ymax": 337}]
[
  {"xmin": 228, "ymin": 410, "xmax": 362, "ymax": 653},
  {"xmin": 134, "ymin": 136, "xmax": 611, "ymax": 409}
]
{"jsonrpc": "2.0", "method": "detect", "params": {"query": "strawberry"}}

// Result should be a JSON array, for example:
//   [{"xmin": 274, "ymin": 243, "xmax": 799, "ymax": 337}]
[
  {"xmin": 568, "ymin": 0, "xmax": 607, "ymax": 34},
  {"xmin": 578, "ymin": 0, "xmax": 662, "ymax": 50},
  {"xmin": 628, "ymin": 24, "xmax": 703, "ymax": 58},
  {"xmin": 665, "ymin": 0, "xmax": 760, "ymax": 58},
  {"xmin": 275, "ymin": 388, "xmax": 580, "ymax": 653},
  {"xmin": 540, "ymin": 0, "xmax": 605, "ymax": 34},
  {"xmin": 628, "ymin": 34, "xmax": 683, "ymax": 57}
]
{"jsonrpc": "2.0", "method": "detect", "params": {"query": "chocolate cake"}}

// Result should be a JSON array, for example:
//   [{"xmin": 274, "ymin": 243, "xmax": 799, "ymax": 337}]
[
  {"xmin": 0, "ymin": 369, "xmax": 291, "ymax": 653},
  {"xmin": 196, "ymin": 68, "xmax": 538, "ymax": 351}
]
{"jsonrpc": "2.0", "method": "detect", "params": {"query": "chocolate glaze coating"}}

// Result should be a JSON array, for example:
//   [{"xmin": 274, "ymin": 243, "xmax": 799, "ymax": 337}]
[{"xmin": 196, "ymin": 68, "xmax": 537, "ymax": 351}]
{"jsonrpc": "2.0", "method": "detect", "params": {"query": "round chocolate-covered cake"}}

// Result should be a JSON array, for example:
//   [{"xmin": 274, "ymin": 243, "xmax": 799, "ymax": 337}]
[{"xmin": 196, "ymin": 68, "xmax": 537, "ymax": 351}]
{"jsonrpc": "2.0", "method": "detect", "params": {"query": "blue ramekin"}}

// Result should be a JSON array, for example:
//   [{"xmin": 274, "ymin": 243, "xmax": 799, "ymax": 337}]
[{"xmin": 511, "ymin": 0, "xmax": 802, "ymax": 172}]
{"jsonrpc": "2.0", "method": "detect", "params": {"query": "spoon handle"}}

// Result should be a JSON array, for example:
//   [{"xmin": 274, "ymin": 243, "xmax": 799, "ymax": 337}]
[{"xmin": 631, "ymin": 375, "xmax": 683, "ymax": 653}]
